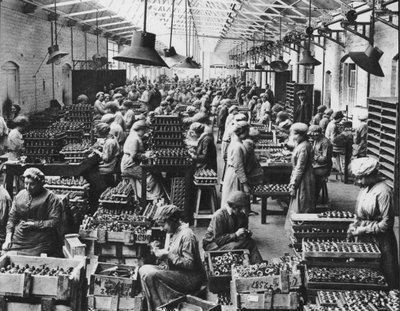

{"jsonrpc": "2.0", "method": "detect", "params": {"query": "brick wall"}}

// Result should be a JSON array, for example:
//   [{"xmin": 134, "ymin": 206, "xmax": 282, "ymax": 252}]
[{"xmin": 0, "ymin": 0, "xmax": 107, "ymax": 114}]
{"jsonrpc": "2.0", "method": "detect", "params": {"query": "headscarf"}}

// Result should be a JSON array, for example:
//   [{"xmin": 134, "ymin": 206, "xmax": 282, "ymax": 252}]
[
  {"xmin": 23, "ymin": 168, "xmax": 45, "ymax": 184},
  {"xmin": 228, "ymin": 105, "xmax": 238, "ymax": 114},
  {"xmin": 227, "ymin": 191, "xmax": 247, "ymax": 207},
  {"xmin": 105, "ymin": 102, "xmax": 120, "ymax": 113},
  {"xmin": 290, "ymin": 122, "xmax": 308, "ymax": 134},
  {"xmin": 358, "ymin": 112, "xmax": 369, "ymax": 121},
  {"xmin": 155, "ymin": 204, "xmax": 182, "ymax": 223},
  {"xmin": 234, "ymin": 113, "xmax": 248, "ymax": 122},
  {"xmin": 189, "ymin": 122, "xmax": 205, "ymax": 135},
  {"xmin": 77, "ymin": 94, "xmax": 88, "ymax": 104},
  {"xmin": 332, "ymin": 111, "xmax": 344, "ymax": 121},
  {"xmin": 277, "ymin": 111, "xmax": 289, "ymax": 121},
  {"xmin": 349, "ymin": 157, "xmax": 379, "ymax": 178},
  {"xmin": 131, "ymin": 120, "xmax": 149, "ymax": 131},
  {"xmin": 96, "ymin": 122, "xmax": 111, "ymax": 136},
  {"xmin": 233, "ymin": 120, "xmax": 249, "ymax": 135},
  {"xmin": 13, "ymin": 116, "xmax": 29, "ymax": 127},
  {"xmin": 96, "ymin": 92, "xmax": 104, "ymax": 99},
  {"xmin": 317, "ymin": 105, "xmax": 327, "ymax": 113},
  {"xmin": 324, "ymin": 108, "xmax": 334, "ymax": 117},
  {"xmin": 101, "ymin": 113, "xmax": 116, "ymax": 124},
  {"xmin": 308, "ymin": 125, "xmax": 322, "ymax": 135}
]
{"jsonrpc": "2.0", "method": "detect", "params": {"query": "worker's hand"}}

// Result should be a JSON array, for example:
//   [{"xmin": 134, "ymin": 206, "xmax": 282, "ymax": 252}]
[
  {"xmin": 153, "ymin": 248, "xmax": 168, "ymax": 259},
  {"xmin": 349, "ymin": 226, "xmax": 366, "ymax": 237},
  {"xmin": 243, "ymin": 183, "xmax": 251, "ymax": 195},
  {"xmin": 19, "ymin": 221, "xmax": 35, "ymax": 230},
  {"xmin": 289, "ymin": 187, "xmax": 296, "ymax": 197},
  {"xmin": 235, "ymin": 228, "xmax": 247, "ymax": 238}
]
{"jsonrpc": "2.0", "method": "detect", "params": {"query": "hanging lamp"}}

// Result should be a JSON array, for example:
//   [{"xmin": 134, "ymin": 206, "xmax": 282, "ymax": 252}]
[
  {"xmin": 258, "ymin": 25, "xmax": 269, "ymax": 69},
  {"xmin": 113, "ymin": 0, "xmax": 168, "ymax": 67},
  {"xmin": 174, "ymin": 0, "xmax": 199, "ymax": 69},
  {"xmin": 92, "ymin": 11, "xmax": 108, "ymax": 68},
  {"xmin": 347, "ymin": 0, "xmax": 384, "ymax": 77},
  {"xmin": 270, "ymin": 17, "xmax": 290, "ymax": 72},
  {"xmin": 298, "ymin": 0, "xmax": 321, "ymax": 67},
  {"xmin": 47, "ymin": 0, "xmax": 68, "ymax": 64}
]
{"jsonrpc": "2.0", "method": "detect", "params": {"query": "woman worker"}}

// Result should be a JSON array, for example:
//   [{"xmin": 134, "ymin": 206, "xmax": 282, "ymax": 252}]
[
  {"xmin": 8, "ymin": 116, "xmax": 29, "ymax": 161},
  {"xmin": 221, "ymin": 121, "xmax": 250, "ymax": 212},
  {"xmin": 121, "ymin": 120, "xmax": 162, "ymax": 201},
  {"xmin": 203, "ymin": 191, "xmax": 262, "ymax": 263},
  {"xmin": 92, "ymin": 123, "xmax": 120, "ymax": 187},
  {"xmin": 285, "ymin": 123, "xmax": 315, "ymax": 230},
  {"xmin": 188, "ymin": 122, "xmax": 217, "ymax": 171},
  {"xmin": 139, "ymin": 205, "xmax": 205, "ymax": 310},
  {"xmin": 348, "ymin": 157, "xmax": 399, "ymax": 289},
  {"xmin": 2, "ymin": 168, "xmax": 62, "ymax": 257}
]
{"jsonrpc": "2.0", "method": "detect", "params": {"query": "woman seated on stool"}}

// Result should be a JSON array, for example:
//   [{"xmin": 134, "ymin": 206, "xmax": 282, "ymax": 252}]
[
  {"xmin": 2, "ymin": 168, "xmax": 62, "ymax": 257},
  {"xmin": 203, "ymin": 191, "xmax": 263, "ymax": 264},
  {"xmin": 139, "ymin": 205, "xmax": 205, "ymax": 310}
]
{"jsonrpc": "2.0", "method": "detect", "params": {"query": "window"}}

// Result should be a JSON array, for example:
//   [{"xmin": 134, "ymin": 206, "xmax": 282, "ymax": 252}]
[
  {"xmin": 1, "ymin": 61, "xmax": 20, "ymax": 117},
  {"xmin": 342, "ymin": 63, "xmax": 357, "ymax": 110},
  {"xmin": 108, "ymin": 41, "xmax": 119, "ymax": 70}
]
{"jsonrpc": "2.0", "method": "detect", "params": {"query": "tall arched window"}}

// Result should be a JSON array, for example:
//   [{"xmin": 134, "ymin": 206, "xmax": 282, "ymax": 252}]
[{"xmin": 1, "ymin": 61, "xmax": 20, "ymax": 117}]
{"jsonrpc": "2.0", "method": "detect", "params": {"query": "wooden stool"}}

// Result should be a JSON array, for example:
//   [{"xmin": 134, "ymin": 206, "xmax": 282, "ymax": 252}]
[{"xmin": 193, "ymin": 185, "xmax": 219, "ymax": 227}]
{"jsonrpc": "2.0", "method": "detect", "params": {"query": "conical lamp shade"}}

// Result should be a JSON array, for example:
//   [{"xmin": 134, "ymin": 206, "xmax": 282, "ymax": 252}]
[
  {"xmin": 258, "ymin": 57, "xmax": 269, "ymax": 68},
  {"xmin": 113, "ymin": 31, "xmax": 169, "ymax": 67},
  {"xmin": 162, "ymin": 47, "xmax": 186, "ymax": 67},
  {"xmin": 349, "ymin": 45, "xmax": 384, "ymax": 77},
  {"xmin": 47, "ymin": 44, "xmax": 68, "ymax": 64},
  {"xmin": 174, "ymin": 57, "xmax": 199, "ymax": 69},
  {"xmin": 269, "ymin": 56, "xmax": 289, "ymax": 72},
  {"xmin": 298, "ymin": 50, "xmax": 321, "ymax": 66}
]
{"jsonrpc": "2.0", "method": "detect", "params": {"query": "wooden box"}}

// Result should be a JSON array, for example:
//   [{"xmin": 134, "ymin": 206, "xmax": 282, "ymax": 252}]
[
  {"xmin": 64, "ymin": 234, "xmax": 86, "ymax": 258},
  {"xmin": 0, "ymin": 254, "xmax": 86, "ymax": 301},
  {"xmin": 236, "ymin": 291, "xmax": 273, "ymax": 310},
  {"xmin": 89, "ymin": 262, "xmax": 139, "ymax": 298},
  {"xmin": 156, "ymin": 295, "xmax": 221, "ymax": 311},
  {"xmin": 204, "ymin": 249, "xmax": 250, "ymax": 294},
  {"xmin": 273, "ymin": 292, "xmax": 299, "ymax": 310},
  {"xmin": 88, "ymin": 294, "xmax": 143, "ymax": 311}
]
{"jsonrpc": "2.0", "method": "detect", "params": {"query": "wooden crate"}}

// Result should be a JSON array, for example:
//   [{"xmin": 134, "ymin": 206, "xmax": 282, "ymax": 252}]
[
  {"xmin": 273, "ymin": 292, "xmax": 300, "ymax": 310},
  {"xmin": 204, "ymin": 249, "xmax": 250, "ymax": 294},
  {"xmin": 89, "ymin": 262, "xmax": 139, "ymax": 298},
  {"xmin": 0, "ymin": 298, "xmax": 73, "ymax": 311},
  {"xmin": 0, "ymin": 254, "xmax": 86, "ymax": 301},
  {"xmin": 64, "ymin": 234, "xmax": 86, "ymax": 258},
  {"xmin": 156, "ymin": 295, "xmax": 221, "ymax": 311},
  {"xmin": 88, "ymin": 295, "xmax": 143, "ymax": 311}
]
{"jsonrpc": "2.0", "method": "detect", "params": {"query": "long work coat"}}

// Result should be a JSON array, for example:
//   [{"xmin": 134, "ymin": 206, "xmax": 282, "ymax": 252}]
[
  {"xmin": 6, "ymin": 189, "xmax": 62, "ymax": 257},
  {"xmin": 285, "ymin": 140, "xmax": 315, "ymax": 231},
  {"xmin": 354, "ymin": 180, "xmax": 399, "ymax": 289},
  {"xmin": 193, "ymin": 133, "xmax": 217, "ymax": 171},
  {"xmin": 221, "ymin": 134, "xmax": 248, "ymax": 209}
]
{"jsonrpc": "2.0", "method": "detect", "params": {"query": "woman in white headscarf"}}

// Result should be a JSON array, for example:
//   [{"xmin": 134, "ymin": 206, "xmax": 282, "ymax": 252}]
[
  {"xmin": 285, "ymin": 123, "xmax": 315, "ymax": 231},
  {"xmin": 348, "ymin": 157, "xmax": 399, "ymax": 289}
]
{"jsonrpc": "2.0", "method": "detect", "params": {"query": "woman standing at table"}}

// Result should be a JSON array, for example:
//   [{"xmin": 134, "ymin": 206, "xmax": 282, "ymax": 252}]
[
  {"xmin": 188, "ymin": 122, "xmax": 217, "ymax": 171},
  {"xmin": 221, "ymin": 121, "xmax": 250, "ymax": 212},
  {"xmin": 285, "ymin": 123, "xmax": 315, "ymax": 230},
  {"xmin": 8, "ymin": 116, "xmax": 29, "ymax": 161},
  {"xmin": 2, "ymin": 168, "xmax": 62, "ymax": 257},
  {"xmin": 348, "ymin": 157, "xmax": 399, "ymax": 289}
]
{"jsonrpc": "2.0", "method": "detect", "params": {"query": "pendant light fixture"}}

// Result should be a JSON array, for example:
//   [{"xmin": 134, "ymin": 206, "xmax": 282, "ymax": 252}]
[
  {"xmin": 47, "ymin": 0, "xmax": 68, "ymax": 65},
  {"xmin": 270, "ymin": 16, "xmax": 290, "ymax": 72},
  {"xmin": 113, "ymin": 0, "xmax": 168, "ymax": 67},
  {"xmin": 92, "ymin": 11, "xmax": 108, "ymax": 68},
  {"xmin": 258, "ymin": 25, "xmax": 269, "ymax": 69},
  {"xmin": 347, "ymin": 0, "xmax": 384, "ymax": 77},
  {"xmin": 162, "ymin": 0, "xmax": 185, "ymax": 66},
  {"xmin": 174, "ymin": 0, "xmax": 199, "ymax": 69},
  {"xmin": 298, "ymin": 0, "xmax": 321, "ymax": 67}
]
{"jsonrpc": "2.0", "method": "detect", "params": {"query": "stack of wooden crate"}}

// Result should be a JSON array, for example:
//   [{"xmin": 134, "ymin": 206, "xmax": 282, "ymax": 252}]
[{"xmin": 0, "ymin": 254, "xmax": 87, "ymax": 311}]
